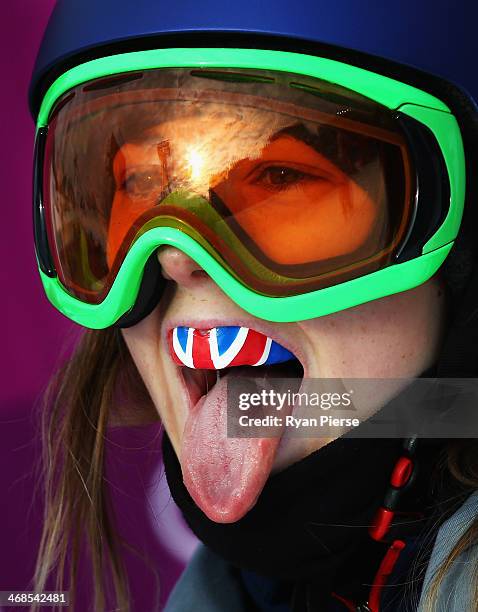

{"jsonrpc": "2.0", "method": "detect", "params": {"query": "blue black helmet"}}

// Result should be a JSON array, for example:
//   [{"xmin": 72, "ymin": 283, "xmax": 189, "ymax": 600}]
[{"xmin": 29, "ymin": 0, "xmax": 477, "ymax": 116}]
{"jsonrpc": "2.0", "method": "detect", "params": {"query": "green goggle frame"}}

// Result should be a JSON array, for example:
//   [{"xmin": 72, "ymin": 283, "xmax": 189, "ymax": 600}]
[{"xmin": 35, "ymin": 47, "xmax": 465, "ymax": 329}]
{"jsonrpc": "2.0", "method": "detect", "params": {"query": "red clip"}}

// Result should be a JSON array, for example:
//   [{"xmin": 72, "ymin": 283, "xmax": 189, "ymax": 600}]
[
  {"xmin": 390, "ymin": 457, "xmax": 413, "ymax": 488},
  {"xmin": 367, "ymin": 540, "xmax": 406, "ymax": 612},
  {"xmin": 369, "ymin": 507, "xmax": 394, "ymax": 542}
]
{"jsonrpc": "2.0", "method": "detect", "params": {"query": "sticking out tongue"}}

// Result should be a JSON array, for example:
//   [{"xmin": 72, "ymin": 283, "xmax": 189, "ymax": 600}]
[
  {"xmin": 170, "ymin": 326, "xmax": 295, "ymax": 523},
  {"xmin": 180, "ymin": 370, "xmax": 283, "ymax": 522}
]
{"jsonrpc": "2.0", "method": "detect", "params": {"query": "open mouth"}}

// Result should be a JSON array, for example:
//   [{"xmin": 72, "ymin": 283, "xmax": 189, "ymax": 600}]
[
  {"xmin": 181, "ymin": 359, "xmax": 304, "ymax": 408},
  {"xmin": 168, "ymin": 325, "xmax": 304, "ymax": 407},
  {"xmin": 167, "ymin": 325, "xmax": 304, "ymax": 523}
]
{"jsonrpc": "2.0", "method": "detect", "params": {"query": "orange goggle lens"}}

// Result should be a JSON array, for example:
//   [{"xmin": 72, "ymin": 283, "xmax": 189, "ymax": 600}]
[{"xmin": 42, "ymin": 67, "xmax": 413, "ymax": 304}]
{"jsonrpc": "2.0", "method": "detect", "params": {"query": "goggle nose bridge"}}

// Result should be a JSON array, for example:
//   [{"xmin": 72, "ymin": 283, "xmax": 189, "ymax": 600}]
[
  {"xmin": 113, "ymin": 225, "xmax": 222, "ymax": 329},
  {"xmin": 114, "ymin": 249, "xmax": 167, "ymax": 328}
]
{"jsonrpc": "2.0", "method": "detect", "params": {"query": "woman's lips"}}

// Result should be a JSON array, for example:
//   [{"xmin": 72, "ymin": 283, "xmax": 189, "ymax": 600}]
[{"xmin": 168, "ymin": 325, "xmax": 295, "ymax": 369}]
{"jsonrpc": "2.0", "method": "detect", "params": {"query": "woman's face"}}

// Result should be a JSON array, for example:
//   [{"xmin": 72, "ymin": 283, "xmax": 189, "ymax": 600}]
[
  {"xmin": 119, "ymin": 114, "xmax": 447, "ymax": 524},
  {"xmin": 122, "ymin": 257, "xmax": 446, "ymax": 522}
]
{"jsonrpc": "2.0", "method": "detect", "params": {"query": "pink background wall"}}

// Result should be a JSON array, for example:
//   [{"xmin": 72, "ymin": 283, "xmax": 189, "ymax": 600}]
[
  {"xmin": 2, "ymin": 1, "xmax": 78, "ymax": 408},
  {"xmin": 1, "ymin": 3, "xmax": 196, "ymax": 609}
]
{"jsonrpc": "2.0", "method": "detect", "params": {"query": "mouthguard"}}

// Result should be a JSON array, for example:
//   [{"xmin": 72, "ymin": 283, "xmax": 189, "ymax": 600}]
[{"xmin": 169, "ymin": 326, "xmax": 295, "ymax": 369}]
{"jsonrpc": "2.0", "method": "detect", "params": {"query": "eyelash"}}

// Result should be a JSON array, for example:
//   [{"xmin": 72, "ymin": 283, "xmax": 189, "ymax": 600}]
[{"xmin": 252, "ymin": 165, "xmax": 325, "ymax": 191}]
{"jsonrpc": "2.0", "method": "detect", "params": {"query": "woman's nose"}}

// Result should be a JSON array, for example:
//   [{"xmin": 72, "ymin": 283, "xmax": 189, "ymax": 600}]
[{"xmin": 156, "ymin": 246, "xmax": 209, "ymax": 288}]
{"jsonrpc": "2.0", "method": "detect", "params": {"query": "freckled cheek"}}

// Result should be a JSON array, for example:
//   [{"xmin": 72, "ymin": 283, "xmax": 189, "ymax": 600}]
[
  {"xmin": 298, "ymin": 307, "xmax": 382, "ymax": 376},
  {"xmin": 229, "ymin": 182, "xmax": 378, "ymax": 264},
  {"xmin": 298, "ymin": 283, "xmax": 443, "ymax": 379}
]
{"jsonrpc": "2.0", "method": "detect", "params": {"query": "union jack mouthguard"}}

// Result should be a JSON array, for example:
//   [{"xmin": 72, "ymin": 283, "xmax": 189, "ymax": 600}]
[{"xmin": 169, "ymin": 326, "xmax": 295, "ymax": 369}]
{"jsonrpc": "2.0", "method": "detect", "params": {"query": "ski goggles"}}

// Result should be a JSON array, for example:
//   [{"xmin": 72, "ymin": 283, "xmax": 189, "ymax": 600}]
[{"xmin": 33, "ymin": 48, "xmax": 465, "ymax": 328}]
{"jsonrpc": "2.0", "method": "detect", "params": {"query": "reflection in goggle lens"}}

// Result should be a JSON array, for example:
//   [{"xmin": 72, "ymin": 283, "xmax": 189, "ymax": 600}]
[{"xmin": 43, "ymin": 68, "xmax": 412, "ymax": 304}]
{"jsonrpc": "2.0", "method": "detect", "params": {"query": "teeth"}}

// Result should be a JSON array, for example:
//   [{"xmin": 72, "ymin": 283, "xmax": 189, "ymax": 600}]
[{"xmin": 169, "ymin": 326, "xmax": 295, "ymax": 369}]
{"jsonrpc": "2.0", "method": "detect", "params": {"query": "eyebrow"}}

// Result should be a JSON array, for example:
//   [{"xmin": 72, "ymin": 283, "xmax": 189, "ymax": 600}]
[{"xmin": 270, "ymin": 122, "xmax": 320, "ymax": 147}]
